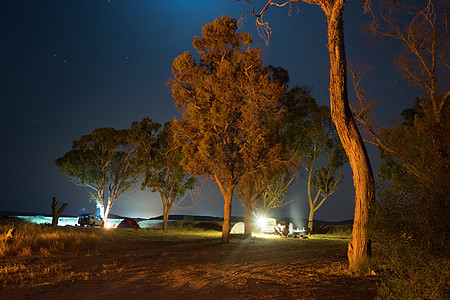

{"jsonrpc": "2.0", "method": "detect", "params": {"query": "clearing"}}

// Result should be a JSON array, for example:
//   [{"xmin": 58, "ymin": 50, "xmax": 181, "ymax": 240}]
[{"xmin": 1, "ymin": 228, "xmax": 378, "ymax": 299}]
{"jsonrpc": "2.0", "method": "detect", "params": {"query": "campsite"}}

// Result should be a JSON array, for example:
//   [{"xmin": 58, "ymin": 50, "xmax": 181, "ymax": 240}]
[{"xmin": 0, "ymin": 217, "xmax": 378, "ymax": 299}]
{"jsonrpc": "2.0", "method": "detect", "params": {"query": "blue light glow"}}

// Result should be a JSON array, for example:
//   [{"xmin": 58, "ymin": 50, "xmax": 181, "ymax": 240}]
[{"xmin": 14, "ymin": 215, "xmax": 163, "ymax": 228}]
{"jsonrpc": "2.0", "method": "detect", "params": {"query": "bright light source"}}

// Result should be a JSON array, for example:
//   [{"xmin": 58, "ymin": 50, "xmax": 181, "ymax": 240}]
[
  {"xmin": 257, "ymin": 217, "xmax": 267, "ymax": 228},
  {"xmin": 258, "ymin": 216, "xmax": 277, "ymax": 234},
  {"xmin": 252, "ymin": 233, "xmax": 281, "ymax": 239},
  {"xmin": 104, "ymin": 219, "xmax": 122, "ymax": 229}
]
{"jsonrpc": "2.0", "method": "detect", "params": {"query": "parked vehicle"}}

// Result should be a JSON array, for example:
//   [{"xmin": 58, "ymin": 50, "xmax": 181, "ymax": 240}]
[
  {"xmin": 77, "ymin": 214, "xmax": 104, "ymax": 227},
  {"xmin": 258, "ymin": 217, "xmax": 277, "ymax": 234}
]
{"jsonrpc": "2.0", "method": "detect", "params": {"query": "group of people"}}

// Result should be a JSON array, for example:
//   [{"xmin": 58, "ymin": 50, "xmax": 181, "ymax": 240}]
[{"xmin": 274, "ymin": 222, "xmax": 307, "ymax": 238}]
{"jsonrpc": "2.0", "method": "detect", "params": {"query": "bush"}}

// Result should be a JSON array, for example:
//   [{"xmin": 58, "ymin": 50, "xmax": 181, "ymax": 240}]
[
  {"xmin": 0, "ymin": 216, "xmax": 29, "ymax": 228},
  {"xmin": 326, "ymin": 224, "xmax": 352, "ymax": 236},
  {"xmin": 193, "ymin": 222, "xmax": 222, "ymax": 231},
  {"xmin": 369, "ymin": 180, "xmax": 449, "ymax": 299},
  {"xmin": 375, "ymin": 242, "xmax": 449, "ymax": 299},
  {"xmin": 370, "ymin": 99, "xmax": 449, "ymax": 299},
  {"xmin": 312, "ymin": 224, "xmax": 352, "ymax": 236}
]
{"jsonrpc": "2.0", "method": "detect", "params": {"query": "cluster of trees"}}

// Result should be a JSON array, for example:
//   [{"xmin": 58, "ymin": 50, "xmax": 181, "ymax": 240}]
[
  {"xmin": 370, "ymin": 97, "xmax": 448, "ymax": 298},
  {"xmin": 240, "ymin": 0, "xmax": 374, "ymax": 269},
  {"xmin": 280, "ymin": 86, "xmax": 348, "ymax": 232},
  {"xmin": 170, "ymin": 15, "xmax": 347, "ymax": 241},
  {"xmin": 56, "ymin": 2, "xmax": 447, "ymax": 294},
  {"xmin": 250, "ymin": 0, "xmax": 446, "ymax": 294},
  {"xmin": 238, "ymin": 0, "xmax": 447, "ymax": 284},
  {"xmin": 55, "ymin": 120, "xmax": 195, "ymax": 230},
  {"xmin": 56, "ymin": 16, "xmax": 345, "ymax": 240},
  {"xmin": 363, "ymin": 0, "xmax": 448, "ymax": 297}
]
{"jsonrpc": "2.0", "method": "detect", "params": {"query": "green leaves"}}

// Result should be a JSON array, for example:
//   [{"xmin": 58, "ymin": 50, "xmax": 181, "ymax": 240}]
[
  {"xmin": 140, "ymin": 121, "xmax": 196, "ymax": 197},
  {"xmin": 55, "ymin": 127, "xmax": 145, "ymax": 219},
  {"xmin": 279, "ymin": 84, "xmax": 348, "ymax": 228}
]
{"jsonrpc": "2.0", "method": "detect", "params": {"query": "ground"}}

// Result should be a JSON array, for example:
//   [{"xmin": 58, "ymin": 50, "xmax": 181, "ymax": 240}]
[{"xmin": 1, "ymin": 231, "xmax": 378, "ymax": 299}]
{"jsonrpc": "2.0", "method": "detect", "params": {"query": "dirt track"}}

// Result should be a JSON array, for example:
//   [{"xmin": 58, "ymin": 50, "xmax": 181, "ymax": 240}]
[{"xmin": 1, "ymin": 234, "xmax": 378, "ymax": 299}]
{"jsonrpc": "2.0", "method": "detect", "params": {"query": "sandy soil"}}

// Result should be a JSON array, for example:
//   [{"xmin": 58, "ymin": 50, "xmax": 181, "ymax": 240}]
[{"xmin": 1, "ymin": 234, "xmax": 378, "ymax": 299}]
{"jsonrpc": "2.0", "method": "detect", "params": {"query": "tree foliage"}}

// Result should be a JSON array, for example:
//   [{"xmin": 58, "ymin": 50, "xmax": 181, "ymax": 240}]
[
  {"xmin": 55, "ymin": 127, "xmax": 142, "ymax": 221},
  {"xmin": 240, "ymin": 0, "xmax": 375, "ymax": 269},
  {"xmin": 370, "ymin": 97, "xmax": 449, "ymax": 299},
  {"xmin": 281, "ymin": 86, "xmax": 347, "ymax": 231},
  {"xmin": 171, "ymin": 15, "xmax": 285, "ymax": 242},
  {"xmin": 236, "ymin": 158, "xmax": 289, "ymax": 235},
  {"xmin": 353, "ymin": 0, "xmax": 449, "ymax": 184},
  {"xmin": 138, "ymin": 121, "xmax": 196, "ymax": 230}
]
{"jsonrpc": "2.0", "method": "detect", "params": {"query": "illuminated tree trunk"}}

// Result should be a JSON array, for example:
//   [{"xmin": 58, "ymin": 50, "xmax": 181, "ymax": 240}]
[
  {"xmin": 244, "ymin": 198, "xmax": 253, "ymax": 236},
  {"xmin": 307, "ymin": 162, "xmax": 315, "ymax": 232},
  {"xmin": 215, "ymin": 174, "xmax": 236, "ymax": 243},
  {"xmin": 162, "ymin": 194, "xmax": 176, "ymax": 230},
  {"xmin": 241, "ymin": 180, "xmax": 264, "ymax": 237},
  {"xmin": 325, "ymin": 2, "xmax": 374, "ymax": 270},
  {"xmin": 101, "ymin": 201, "xmax": 112, "ymax": 224},
  {"xmin": 222, "ymin": 187, "xmax": 234, "ymax": 243},
  {"xmin": 308, "ymin": 207, "xmax": 315, "ymax": 233},
  {"xmin": 162, "ymin": 198, "xmax": 169, "ymax": 230}
]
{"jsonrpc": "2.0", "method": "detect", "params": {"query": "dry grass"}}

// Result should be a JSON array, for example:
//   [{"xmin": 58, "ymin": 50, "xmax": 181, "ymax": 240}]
[
  {"xmin": 0, "ymin": 217, "xmax": 224, "ymax": 258},
  {"xmin": 0, "ymin": 221, "xmax": 119, "ymax": 257},
  {"xmin": 0, "ymin": 218, "xmax": 378, "ymax": 299},
  {"xmin": 0, "ymin": 259, "xmax": 127, "ymax": 288},
  {"xmin": 0, "ymin": 219, "xmax": 220, "ymax": 289}
]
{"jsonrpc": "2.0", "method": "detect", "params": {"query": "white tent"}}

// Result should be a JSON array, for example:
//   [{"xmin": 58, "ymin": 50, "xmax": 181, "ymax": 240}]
[{"xmin": 230, "ymin": 222, "xmax": 244, "ymax": 234}]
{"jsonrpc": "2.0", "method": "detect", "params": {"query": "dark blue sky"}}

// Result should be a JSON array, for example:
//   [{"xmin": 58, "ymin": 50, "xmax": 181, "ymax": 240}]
[{"xmin": 1, "ymin": 0, "xmax": 418, "ymax": 220}]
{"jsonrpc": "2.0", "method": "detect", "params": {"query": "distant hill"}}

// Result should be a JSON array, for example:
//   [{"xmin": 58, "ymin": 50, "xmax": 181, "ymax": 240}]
[
  {"xmin": 149, "ymin": 214, "xmax": 353, "ymax": 227},
  {"xmin": 0, "ymin": 211, "xmax": 128, "ymax": 220},
  {"xmin": 0, "ymin": 211, "xmax": 353, "ymax": 226},
  {"xmin": 0, "ymin": 211, "xmax": 54, "ymax": 217},
  {"xmin": 149, "ymin": 214, "xmax": 244, "ymax": 222}
]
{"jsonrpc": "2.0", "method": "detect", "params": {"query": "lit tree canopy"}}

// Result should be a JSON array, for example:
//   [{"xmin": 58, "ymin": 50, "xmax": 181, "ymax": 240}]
[
  {"xmin": 171, "ymin": 15, "xmax": 285, "ymax": 242},
  {"xmin": 55, "ymin": 127, "xmax": 142, "ymax": 221},
  {"xmin": 139, "ymin": 121, "xmax": 196, "ymax": 230}
]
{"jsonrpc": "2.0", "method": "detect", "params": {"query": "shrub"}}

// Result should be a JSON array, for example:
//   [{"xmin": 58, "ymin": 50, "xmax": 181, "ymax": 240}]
[
  {"xmin": 369, "ymin": 180, "xmax": 449, "ymax": 299},
  {"xmin": 193, "ymin": 222, "xmax": 222, "ymax": 231},
  {"xmin": 327, "ymin": 224, "xmax": 352, "ymax": 237}
]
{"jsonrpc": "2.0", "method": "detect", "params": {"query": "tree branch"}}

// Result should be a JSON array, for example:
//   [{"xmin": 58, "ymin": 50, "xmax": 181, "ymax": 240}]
[{"xmin": 348, "ymin": 61, "xmax": 433, "ymax": 183}]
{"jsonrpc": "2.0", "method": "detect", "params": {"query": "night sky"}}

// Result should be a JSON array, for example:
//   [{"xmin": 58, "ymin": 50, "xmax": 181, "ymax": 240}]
[{"xmin": 1, "ymin": 1, "xmax": 418, "ymax": 220}]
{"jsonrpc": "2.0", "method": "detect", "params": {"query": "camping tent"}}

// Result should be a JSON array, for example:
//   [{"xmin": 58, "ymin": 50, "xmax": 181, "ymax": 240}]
[
  {"xmin": 230, "ymin": 222, "xmax": 244, "ymax": 234},
  {"xmin": 117, "ymin": 218, "xmax": 140, "ymax": 229}
]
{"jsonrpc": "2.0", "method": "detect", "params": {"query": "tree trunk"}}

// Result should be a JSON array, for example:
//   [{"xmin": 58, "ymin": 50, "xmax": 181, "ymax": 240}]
[
  {"xmin": 308, "ymin": 206, "xmax": 315, "ymax": 232},
  {"xmin": 222, "ymin": 187, "xmax": 234, "ymax": 243},
  {"xmin": 51, "ymin": 196, "xmax": 67, "ymax": 228},
  {"xmin": 163, "ymin": 207, "xmax": 169, "ymax": 230},
  {"xmin": 325, "ymin": 3, "xmax": 374, "ymax": 270},
  {"xmin": 244, "ymin": 198, "xmax": 253, "ymax": 237},
  {"xmin": 307, "ymin": 164, "xmax": 314, "ymax": 232},
  {"xmin": 163, "ymin": 196, "xmax": 176, "ymax": 230},
  {"xmin": 162, "ymin": 195, "xmax": 169, "ymax": 230},
  {"xmin": 104, "ymin": 203, "xmax": 111, "ymax": 223}
]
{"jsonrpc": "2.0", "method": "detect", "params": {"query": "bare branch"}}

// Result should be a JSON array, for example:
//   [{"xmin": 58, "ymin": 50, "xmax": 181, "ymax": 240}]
[
  {"xmin": 238, "ymin": 0, "xmax": 312, "ymax": 44},
  {"xmin": 366, "ymin": 0, "xmax": 449, "ymax": 123},
  {"xmin": 349, "ymin": 60, "xmax": 433, "ymax": 183}
]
